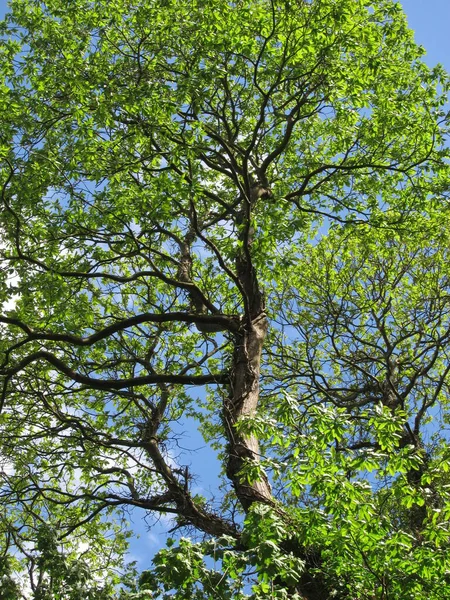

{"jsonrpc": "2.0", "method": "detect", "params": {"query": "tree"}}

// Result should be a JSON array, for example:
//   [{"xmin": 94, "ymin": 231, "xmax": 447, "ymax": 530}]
[
  {"xmin": 0, "ymin": 523, "xmax": 145, "ymax": 600},
  {"xmin": 0, "ymin": 0, "xmax": 449, "ymax": 597}
]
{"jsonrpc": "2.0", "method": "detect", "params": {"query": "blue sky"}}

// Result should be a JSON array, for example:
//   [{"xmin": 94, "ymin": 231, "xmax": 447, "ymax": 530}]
[
  {"xmin": 0, "ymin": 0, "xmax": 449, "ymax": 572},
  {"xmin": 401, "ymin": 0, "xmax": 450, "ymax": 71}
]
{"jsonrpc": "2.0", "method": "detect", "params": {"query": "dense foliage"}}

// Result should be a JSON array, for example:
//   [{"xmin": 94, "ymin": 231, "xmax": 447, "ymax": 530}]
[{"xmin": 0, "ymin": 0, "xmax": 449, "ymax": 597}]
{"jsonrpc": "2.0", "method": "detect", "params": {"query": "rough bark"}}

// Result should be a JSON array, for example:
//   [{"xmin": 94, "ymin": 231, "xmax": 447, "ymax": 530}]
[
  {"xmin": 223, "ymin": 182, "xmax": 274, "ymax": 509},
  {"xmin": 225, "ymin": 313, "xmax": 273, "ymax": 509}
]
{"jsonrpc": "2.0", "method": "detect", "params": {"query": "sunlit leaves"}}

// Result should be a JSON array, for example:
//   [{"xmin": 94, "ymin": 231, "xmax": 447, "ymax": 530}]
[{"xmin": 0, "ymin": 0, "xmax": 449, "ymax": 597}]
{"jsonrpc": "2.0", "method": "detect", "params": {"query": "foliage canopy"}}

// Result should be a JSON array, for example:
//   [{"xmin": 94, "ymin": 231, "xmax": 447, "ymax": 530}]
[{"xmin": 0, "ymin": 0, "xmax": 449, "ymax": 597}]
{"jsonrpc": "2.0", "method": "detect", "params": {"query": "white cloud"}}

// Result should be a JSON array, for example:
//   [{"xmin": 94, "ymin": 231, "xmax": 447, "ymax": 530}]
[
  {"xmin": 146, "ymin": 532, "xmax": 159, "ymax": 546},
  {"xmin": 0, "ymin": 457, "xmax": 15, "ymax": 476}
]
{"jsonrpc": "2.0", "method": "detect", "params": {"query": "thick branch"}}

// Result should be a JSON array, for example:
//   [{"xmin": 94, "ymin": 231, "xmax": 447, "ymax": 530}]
[
  {"xmin": 0, "ymin": 311, "xmax": 239, "ymax": 350},
  {"xmin": 1, "ymin": 350, "xmax": 227, "ymax": 403}
]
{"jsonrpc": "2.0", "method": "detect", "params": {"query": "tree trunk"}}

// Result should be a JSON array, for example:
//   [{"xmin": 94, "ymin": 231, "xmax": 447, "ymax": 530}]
[
  {"xmin": 222, "ymin": 183, "xmax": 274, "ymax": 508},
  {"xmin": 224, "ymin": 312, "xmax": 273, "ymax": 509}
]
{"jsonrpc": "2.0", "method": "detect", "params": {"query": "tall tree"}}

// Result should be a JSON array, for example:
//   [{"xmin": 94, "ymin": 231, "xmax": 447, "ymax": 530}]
[{"xmin": 0, "ymin": 0, "xmax": 449, "ymax": 597}]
